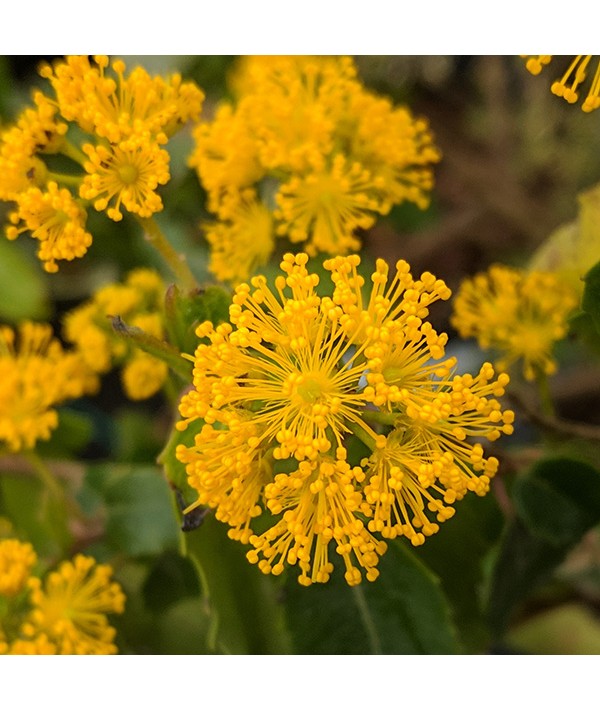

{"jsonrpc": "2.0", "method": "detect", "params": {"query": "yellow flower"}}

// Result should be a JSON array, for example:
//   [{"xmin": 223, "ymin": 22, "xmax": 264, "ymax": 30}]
[
  {"xmin": 63, "ymin": 268, "xmax": 168, "ymax": 400},
  {"xmin": 122, "ymin": 353, "xmax": 169, "ymax": 401},
  {"xmin": 0, "ymin": 55, "xmax": 203, "ymax": 272},
  {"xmin": 0, "ymin": 93, "xmax": 65, "ymax": 201},
  {"xmin": 176, "ymin": 253, "xmax": 513, "ymax": 585},
  {"xmin": 21, "ymin": 554, "xmax": 125, "ymax": 655},
  {"xmin": 6, "ymin": 181, "xmax": 93, "ymax": 273},
  {"xmin": 80, "ymin": 139, "xmax": 170, "ymax": 221},
  {"xmin": 204, "ymin": 189, "xmax": 275, "ymax": 284},
  {"xmin": 40, "ymin": 55, "xmax": 204, "ymax": 144},
  {"xmin": 451, "ymin": 265, "xmax": 579, "ymax": 381},
  {"xmin": 0, "ymin": 322, "xmax": 97, "ymax": 452},
  {"xmin": 190, "ymin": 55, "xmax": 440, "ymax": 284},
  {"xmin": 523, "ymin": 55, "xmax": 600, "ymax": 112},
  {"xmin": 0, "ymin": 539, "xmax": 37, "ymax": 597},
  {"xmin": 274, "ymin": 154, "xmax": 391, "ymax": 254},
  {"xmin": 249, "ymin": 449, "xmax": 387, "ymax": 586},
  {"xmin": 232, "ymin": 55, "xmax": 358, "ymax": 173},
  {"xmin": 189, "ymin": 104, "xmax": 263, "ymax": 214}
]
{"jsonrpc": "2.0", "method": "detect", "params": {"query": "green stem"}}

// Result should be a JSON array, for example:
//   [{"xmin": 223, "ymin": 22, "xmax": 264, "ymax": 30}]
[
  {"xmin": 361, "ymin": 409, "xmax": 398, "ymax": 426},
  {"xmin": 351, "ymin": 584, "xmax": 382, "ymax": 654},
  {"xmin": 47, "ymin": 172, "xmax": 82, "ymax": 188},
  {"xmin": 347, "ymin": 420, "xmax": 380, "ymax": 451},
  {"xmin": 536, "ymin": 370, "xmax": 556, "ymax": 419},
  {"xmin": 61, "ymin": 139, "xmax": 88, "ymax": 165},
  {"xmin": 137, "ymin": 216, "xmax": 197, "ymax": 291},
  {"xmin": 24, "ymin": 450, "xmax": 63, "ymax": 500}
]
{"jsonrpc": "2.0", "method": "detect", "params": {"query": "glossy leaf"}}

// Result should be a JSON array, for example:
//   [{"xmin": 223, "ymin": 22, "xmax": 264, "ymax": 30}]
[
  {"xmin": 283, "ymin": 539, "xmax": 460, "ymax": 654},
  {"xmin": 487, "ymin": 457, "xmax": 600, "ymax": 636},
  {"xmin": 415, "ymin": 490, "xmax": 503, "ymax": 652},
  {"xmin": 183, "ymin": 518, "xmax": 291, "ymax": 655}
]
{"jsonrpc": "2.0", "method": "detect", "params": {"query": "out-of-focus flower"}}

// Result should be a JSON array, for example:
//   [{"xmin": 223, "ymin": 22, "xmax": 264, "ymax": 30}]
[
  {"xmin": 0, "ymin": 55, "xmax": 203, "ymax": 271},
  {"xmin": 451, "ymin": 265, "xmax": 579, "ymax": 381},
  {"xmin": 6, "ymin": 182, "xmax": 92, "ymax": 273},
  {"xmin": 63, "ymin": 268, "xmax": 168, "ymax": 400},
  {"xmin": 190, "ymin": 56, "xmax": 440, "ymax": 284},
  {"xmin": 0, "ymin": 542, "xmax": 125, "ymax": 655},
  {"xmin": 0, "ymin": 322, "xmax": 97, "ymax": 452},
  {"xmin": 176, "ymin": 253, "xmax": 513, "ymax": 586},
  {"xmin": 523, "ymin": 55, "xmax": 600, "ymax": 112}
]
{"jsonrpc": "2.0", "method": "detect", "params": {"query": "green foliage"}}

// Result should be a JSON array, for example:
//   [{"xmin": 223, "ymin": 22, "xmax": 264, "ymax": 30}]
[
  {"xmin": 283, "ymin": 540, "xmax": 460, "ymax": 654},
  {"xmin": 486, "ymin": 458, "xmax": 600, "ymax": 637},
  {"xmin": 183, "ymin": 519, "xmax": 291, "ymax": 654},
  {"xmin": 415, "ymin": 491, "xmax": 504, "ymax": 652},
  {"xmin": 78, "ymin": 464, "xmax": 180, "ymax": 557},
  {"xmin": 164, "ymin": 284, "xmax": 231, "ymax": 356}
]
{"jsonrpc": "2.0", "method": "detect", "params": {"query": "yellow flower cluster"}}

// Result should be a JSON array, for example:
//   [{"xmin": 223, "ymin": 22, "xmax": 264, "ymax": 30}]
[
  {"xmin": 176, "ymin": 253, "xmax": 514, "ymax": 587},
  {"xmin": 189, "ymin": 56, "xmax": 440, "ymax": 284},
  {"xmin": 0, "ymin": 55, "xmax": 204, "ymax": 272},
  {"xmin": 0, "ymin": 539, "xmax": 125, "ymax": 655},
  {"xmin": 0, "ymin": 322, "xmax": 97, "ymax": 452},
  {"xmin": 523, "ymin": 55, "xmax": 600, "ymax": 112},
  {"xmin": 451, "ymin": 265, "xmax": 579, "ymax": 381},
  {"xmin": 63, "ymin": 268, "xmax": 168, "ymax": 400}
]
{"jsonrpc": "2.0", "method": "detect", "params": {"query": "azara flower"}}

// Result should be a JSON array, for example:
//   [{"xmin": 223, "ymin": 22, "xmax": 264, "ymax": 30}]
[
  {"xmin": 523, "ymin": 55, "xmax": 600, "ymax": 112},
  {"xmin": 6, "ymin": 181, "xmax": 92, "ymax": 273},
  {"xmin": 176, "ymin": 253, "xmax": 514, "ymax": 586},
  {"xmin": 0, "ymin": 55, "xmax": 203, "ymax": 271},
  {"xmin": 63, "ymin": 268, "xmax": 168, "ymax": 400},
  {"xmin": 451, "ymin": 264, "xmax": 579, "ymax": 381},
  {"xmin": 0, "ymin": 542, "xmax": 125, "ymax": 655},
  {"xmin": 189, "ymin": 55, "xmax": 440, "ymax": 284},
  {"xmin": 0, "ymin": 322, "xmax": 97, "ymax": 452}
]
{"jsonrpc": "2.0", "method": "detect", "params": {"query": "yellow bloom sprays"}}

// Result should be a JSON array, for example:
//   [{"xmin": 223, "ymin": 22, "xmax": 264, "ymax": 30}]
[{"xmin": 176, "ymin": 254, "xmax": 514, "ymax": 587}]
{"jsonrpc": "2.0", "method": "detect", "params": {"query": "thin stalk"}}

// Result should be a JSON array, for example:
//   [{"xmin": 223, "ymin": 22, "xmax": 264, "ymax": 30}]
[
  {"xmin": 536, "ymin": 370, "xmax": 556, "ymax": 419},
  {"xmin": 61, "ymin": 140, "xmax": 88, "ymax": 165},
  {"xmin": 24, "ymin": 450, "xmax": 63, "ymax": 500},
  {"xmin": 137, "ymin": 216, "xmax": 197, "ymax": 291},
  {"xmin": 347, "ymin": 420, "xmax": 380, "ymax": 451},
  {"xmin": 361, "ymin": 409, "xmax": 398, "ymax": 427},
  {"xmin": 47, "ymin": 172, "xmax": 82, "ymax": 188}
]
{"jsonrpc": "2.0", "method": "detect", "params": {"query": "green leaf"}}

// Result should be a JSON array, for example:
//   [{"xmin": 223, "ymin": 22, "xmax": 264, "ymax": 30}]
[
  {"xmin": 164, "ymin": 283, "xmax": 231, "ymax": 356},
  {"xmin": 0, "ymin": 239, "xmax": 49, "ymax": 321},
  {"xmin": 78, "ymin": 464, "xmax": 180, "ymax": 557},
  {"xmin": 582, "ymin": 260, "xmax": 600, "ymax": 335},
  {"xmin": 142, "ymin": 550, "xmax": 201, "ymax": 613},
  {"xmin": 487, "ymin": 457, "xmax": 600, "ymax": 636},
  {"xmin": 514, "ymin": 457, "xmax": 600, "ymax": 545},
  {"xmin": 283, "ymin": 539, "xmax": 460, "ymax": 654},
  {"xmin": 183, "ymin": 518, "xmax": 291, "ymax": 654},
  {"xmin": 158, "ymin": 419, "xmax": 203, "ymax": 502},
  {"xmin": 415, "ymin": 491, "xmax": 503, "ymax": 652},
  {"xmin": 156, "ymin": 597, "xmax": 213, "ymax": 654}
]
